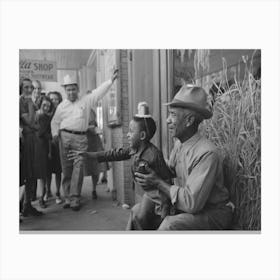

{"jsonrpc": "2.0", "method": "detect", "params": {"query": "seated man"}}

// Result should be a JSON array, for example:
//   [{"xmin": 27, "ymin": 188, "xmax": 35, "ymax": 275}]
[{"xmin": 134, "ymin": 85, "xmax": 234, "ymax": 230}]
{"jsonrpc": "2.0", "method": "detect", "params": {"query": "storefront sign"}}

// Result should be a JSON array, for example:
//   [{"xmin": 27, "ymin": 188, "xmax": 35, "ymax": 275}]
[{"xmin": 19, "ymin": 59, "xmax": 57, "ymax": 81}]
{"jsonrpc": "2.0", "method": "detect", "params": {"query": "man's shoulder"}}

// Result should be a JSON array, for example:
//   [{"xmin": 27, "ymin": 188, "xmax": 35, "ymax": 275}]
[
  {"xmin": 194, "ymin": 136, "xmax": 221, "ymax": 158},
  {"xmin": 56, "ymin": 99, "xmax": 69, "ymax": 109},
  {"xmin": 145, "ymin": 142, "xmax": 163, "ymax": 157}
]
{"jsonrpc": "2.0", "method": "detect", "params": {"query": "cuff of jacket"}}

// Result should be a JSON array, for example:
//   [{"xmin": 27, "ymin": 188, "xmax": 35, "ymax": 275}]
[
  {"xmin": 170, "ymin": 185, "xmax": 180, "ymax": 205},
  {"xmin": 94, "ymin": 151, "xmax": 106, "ymax": 162}
]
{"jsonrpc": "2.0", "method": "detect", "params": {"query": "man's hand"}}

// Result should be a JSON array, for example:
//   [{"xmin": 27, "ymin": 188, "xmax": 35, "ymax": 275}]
[
  {"xmin": 111, "ymin": 69, "xmax": 119, "ymax": 83},
  {"xmin": 134, "ymin": 166, "xmax": 161, "ymax": 191},
  {"xmin": 67, "ymin": 150, "xmax": 87, "ymax": 161}
]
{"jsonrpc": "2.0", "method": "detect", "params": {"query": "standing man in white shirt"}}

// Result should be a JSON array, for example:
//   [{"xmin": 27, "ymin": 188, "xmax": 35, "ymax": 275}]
[{"xmin": 51, "ymin": 70, "xmax": 118, "ymax": 210}]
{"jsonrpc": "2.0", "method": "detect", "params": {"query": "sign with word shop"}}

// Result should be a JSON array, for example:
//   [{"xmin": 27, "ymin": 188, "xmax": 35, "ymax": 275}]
[{"xmin": 20, "ymin": 59, "xmax": 57, "ymax": 81}]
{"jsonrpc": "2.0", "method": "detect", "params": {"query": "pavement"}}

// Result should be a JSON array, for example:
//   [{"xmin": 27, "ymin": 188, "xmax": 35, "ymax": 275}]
[{"xmin": 20, "ymin": 176, "xmax": 131, "ymax": 232}]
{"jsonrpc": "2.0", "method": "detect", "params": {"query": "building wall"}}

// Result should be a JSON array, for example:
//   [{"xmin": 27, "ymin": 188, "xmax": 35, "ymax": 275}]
[{"xmin": 107, "ymin": 50, "xmax": 134, "ymax": 205}]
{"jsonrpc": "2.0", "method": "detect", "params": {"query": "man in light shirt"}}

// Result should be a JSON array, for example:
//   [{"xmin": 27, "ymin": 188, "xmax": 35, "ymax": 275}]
[
  {"xmin": 51, "ymin": 70, "xmax": 118, "ymax": 210},
  {"xmin": 134, "ymin": 85, "xmax": 234, "ymax": 230}
]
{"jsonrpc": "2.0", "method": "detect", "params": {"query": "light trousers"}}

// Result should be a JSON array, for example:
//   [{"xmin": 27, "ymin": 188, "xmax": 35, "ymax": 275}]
[{"xmin": 59, "ymin": 131, "xmax": 88, "ymax": 203}]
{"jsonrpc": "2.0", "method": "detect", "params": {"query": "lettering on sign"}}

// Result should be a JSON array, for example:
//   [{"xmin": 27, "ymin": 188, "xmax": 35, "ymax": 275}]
[{"xmin": 19, "ymin": 59, "xmax": 57, "ymax": 82}]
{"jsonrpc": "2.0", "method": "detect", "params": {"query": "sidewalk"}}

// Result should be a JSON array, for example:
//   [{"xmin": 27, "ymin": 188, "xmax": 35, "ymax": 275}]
[{"xmin": 20, "ymin": 177, "xmax": 130, "ymax": 232}]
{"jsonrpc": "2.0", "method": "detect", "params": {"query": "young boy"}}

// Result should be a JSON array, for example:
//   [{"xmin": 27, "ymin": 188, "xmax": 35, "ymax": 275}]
[{"xmin": 68, "ymin": 102, "xmax": 173, "ymax": 230}]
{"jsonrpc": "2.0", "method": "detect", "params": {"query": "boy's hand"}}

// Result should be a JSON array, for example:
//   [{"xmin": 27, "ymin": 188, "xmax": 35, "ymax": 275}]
[
  {"xmin": 134, "ymin": 166, "xmax": 160, "ymax": 191},
  {"xmin": 67, "ymin": 150, "xmax": 87, "ymax": 161}
]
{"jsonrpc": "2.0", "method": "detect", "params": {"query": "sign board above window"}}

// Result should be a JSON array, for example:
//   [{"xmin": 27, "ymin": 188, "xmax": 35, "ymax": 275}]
[{"xmin": 19, "ymin": 59, "xmax": 57, "ymax": 82}]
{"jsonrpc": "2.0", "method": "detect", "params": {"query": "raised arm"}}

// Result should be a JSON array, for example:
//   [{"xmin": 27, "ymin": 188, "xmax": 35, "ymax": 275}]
[{"xmin": 87, "ymin": 69, "xmax": 118, "ymax": 107}]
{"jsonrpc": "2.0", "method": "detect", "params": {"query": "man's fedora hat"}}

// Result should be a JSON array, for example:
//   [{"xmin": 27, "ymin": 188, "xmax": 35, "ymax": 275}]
[
  {"xmin": 61, "ymin": 74, "xmax": 78, "ymax": 86},
  {"xmin": 164, "ymin": 84, "xmax": 212, "ymax": 119}
]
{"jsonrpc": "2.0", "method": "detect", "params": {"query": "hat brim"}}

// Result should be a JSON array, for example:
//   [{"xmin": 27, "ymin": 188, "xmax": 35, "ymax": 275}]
[
  {"xmin": 163, "ymin": 101, "xmax": 212, "ymax": 119},
  {"xmin": 61, "ymin": 83, "xmax": 78, "ymax": 87}
]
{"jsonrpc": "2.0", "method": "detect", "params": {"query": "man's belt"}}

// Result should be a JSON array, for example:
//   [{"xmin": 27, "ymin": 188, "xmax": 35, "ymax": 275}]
[{"xmin": 61, "ymin": 129, "xmax": 86, "ymax": 135}]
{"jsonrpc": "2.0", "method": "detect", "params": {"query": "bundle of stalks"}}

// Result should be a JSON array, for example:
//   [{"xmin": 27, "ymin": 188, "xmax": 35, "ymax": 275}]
[{"xmin": 200, "ymin": 59, "xmax": 261, "ymax": 230}]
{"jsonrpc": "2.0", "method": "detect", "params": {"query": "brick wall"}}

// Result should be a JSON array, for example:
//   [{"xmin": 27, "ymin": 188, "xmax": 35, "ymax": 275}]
[{"xmin": 110, "ymin": 50, "xmax": 134, "ymax": 206}]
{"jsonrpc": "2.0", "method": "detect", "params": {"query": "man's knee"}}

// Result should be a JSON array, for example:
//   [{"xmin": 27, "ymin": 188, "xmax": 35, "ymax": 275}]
[
  {"xmin": 130, "ymin": 203, "xmax": 150, "ymax": 226},
  {"xmin": 158, "ymin": 213, "xmax": 208, "ymax": 230},
  {"xmin": 158, "ymin": 215, "xmax": 176, "ymax": 230},
  {"xmin": 131, "ymin": 203, "xmax": 141, "ymax": 220}
]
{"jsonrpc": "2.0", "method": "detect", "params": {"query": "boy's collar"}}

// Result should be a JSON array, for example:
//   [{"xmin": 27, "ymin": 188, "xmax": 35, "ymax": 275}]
[{"xmin": 135, "ymin": 141, "xmax": 151, "ymax": 157}]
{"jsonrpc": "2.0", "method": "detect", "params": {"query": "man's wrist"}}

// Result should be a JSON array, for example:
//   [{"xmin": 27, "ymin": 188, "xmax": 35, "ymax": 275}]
[{"xmin": 157, "ymin": 179, "xmax": 171, "ymax": 198}]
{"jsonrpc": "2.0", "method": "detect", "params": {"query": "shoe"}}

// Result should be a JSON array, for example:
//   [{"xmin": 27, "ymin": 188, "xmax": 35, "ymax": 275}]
[
  {"xmin": 63, "ymin": 198, "xmax": 70, "ymax": 209},
  {"xmin": 71, "ymin": 205, "xmax": 80, "ymax": 211},
  {"xmin": 92, "ymin": 191, "xmax": 97, "ymax": 200},
  {"xmin": 70, "ymin": 200, "xmax": 81, "ymax": 211},
  {"xmin": 63, "ymin": 202, "xmax": 70, "ymax": 209},
  {"xmin": 56, "ymin": 196, "xmax": 63, "ymax": 204},
  {"xmin": 39, "ymin": 198, "xmax": 47, "ymax": 209},
  {"xmin": 22, "ymin": 205, "xmax": 43, "ymax": 217},
  {"xmin": 29, "ymin": 205, "xmax": 44, "ymax": 216},
  {"xmin": 44, "ymin": 192, "xmax": 53, "ymax": 202}
]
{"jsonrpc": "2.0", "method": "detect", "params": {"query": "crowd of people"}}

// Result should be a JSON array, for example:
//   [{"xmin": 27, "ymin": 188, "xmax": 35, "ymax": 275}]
[
  {"xmin": 20, "ymin": 71, "xmax": 235, "ymax": 230},
  {"xmin": 19, "ymin": 71, "xmax": 117, "ymax": 218}
]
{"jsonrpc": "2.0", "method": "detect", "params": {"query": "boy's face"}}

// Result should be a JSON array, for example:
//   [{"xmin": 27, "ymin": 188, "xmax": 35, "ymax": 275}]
[{"xmin": 127, "ymin": 120, "xmax": 142, "ymax": 149}]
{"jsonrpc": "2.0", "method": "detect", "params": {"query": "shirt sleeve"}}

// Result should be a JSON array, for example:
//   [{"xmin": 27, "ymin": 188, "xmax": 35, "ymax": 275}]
[
  {"xmin": 86, "ymin": 79, "xmax": 113, "ymax": 108},
  {"xmin": 170, "ymin": 151, "xmax": 220, "ymax": 214},
  {"xmin": 166, "ymin": 140, "xmax": 180, "ymax": 176},
  {"xmin": 51, "ymin": 105, "xmax": 62, "ymax": 137}
]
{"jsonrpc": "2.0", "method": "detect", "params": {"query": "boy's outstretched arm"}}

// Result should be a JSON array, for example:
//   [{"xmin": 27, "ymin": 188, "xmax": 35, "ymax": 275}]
[{"xmin": 68, "ymin": 147, "xmax": 132, "ymax": 162}]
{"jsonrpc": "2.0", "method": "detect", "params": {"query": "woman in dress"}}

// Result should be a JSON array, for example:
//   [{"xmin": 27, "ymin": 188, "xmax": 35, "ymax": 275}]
[
  {"xmin": 34, "ymin": 96, "xmax": 53, "ymax": 208},
  {"xmin": 19, "ymin": 78, "xmax": 43, "ymax": 216}
]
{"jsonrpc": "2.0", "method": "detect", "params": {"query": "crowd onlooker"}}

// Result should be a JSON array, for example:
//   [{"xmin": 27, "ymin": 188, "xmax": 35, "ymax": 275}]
[
  {"xmin": 19, "ymin": 78, "xmax": 43, "ymax": 216},
  {"xmin": 51, "ymin": 71, "xmax": 118, "ymax": 211},
  {"xmin": 32, "ymin": 80, "xmax": 42, "ymax": 107},
  {"xmin": 47, "ymin": 91, "xmax": 63, "ymax": 204},
  {"xmin": 34, "ymin": 96, "xmax": 53, "ymax": 208}
]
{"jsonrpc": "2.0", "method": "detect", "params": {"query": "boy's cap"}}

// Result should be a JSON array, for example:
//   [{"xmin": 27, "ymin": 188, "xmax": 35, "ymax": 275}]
[{"xmin": 134, "ymin": 102, "xmax": 152, "ymax": 118}]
